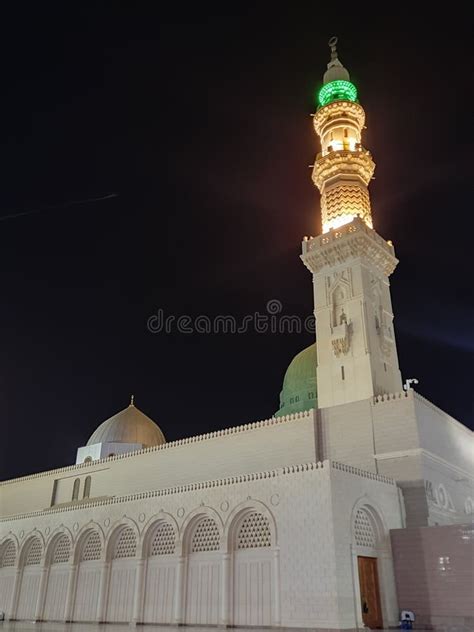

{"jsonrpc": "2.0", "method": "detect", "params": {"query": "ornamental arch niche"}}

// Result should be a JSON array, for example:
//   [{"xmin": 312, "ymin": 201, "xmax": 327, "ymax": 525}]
[
  {"xmin": 227, "ymin": 501, "xmax": 277, "ymax": 627},
  {"xmin": 350, "ymin": 500, "xmax": 394, "ymax": 631},
  {"xmin": 43, "ymin": 530, "xmax": 72, "ymax": 621},
  {"xmin": 0, "ymin": 538, "xmax": 17, "ymax": 617},
  {"xmin": 72, "ymin": 526, "xmax": 104, "ymax": 622},
  {"xmin": 15, "ymin": 534, "xmax": 44, "ymax": 620},
  {"xmin": 44, "ymin": 527, "xmax": 73, "ymax": 565},
  {"xmin": 182, "ymin": 509, "xmax": 223, "ymax": 626},
  {"xmin": 0, "ymin": 536, "xmax": 18, "ymax": 567},
  {"xmin": 105, "ymin": 521, "xmax": 139, "ymax": 623},
  {"xmin": 330, "ymin": 277, "xmax": 351, "ymax": 327},
  {"xmin": 141, "ymin": 516, "xmax": 178, "ymax": 624}
]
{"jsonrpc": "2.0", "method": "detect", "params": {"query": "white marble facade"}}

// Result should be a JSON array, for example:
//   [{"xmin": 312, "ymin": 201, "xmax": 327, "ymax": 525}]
[{"xmin": 0, "ymin": 461, "xmax": 403, "ymax": 629}]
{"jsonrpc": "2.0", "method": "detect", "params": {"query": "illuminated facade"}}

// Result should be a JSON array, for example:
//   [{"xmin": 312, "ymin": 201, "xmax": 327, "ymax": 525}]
[
  {"xmin": 302, "ymin": 38, "xmax": 403, "ymax": 409},
  {"xmin": 0, "ymin": 38, "xmax": 472, "ymax": 631},
  {"xmin": 312, "ymin": 37, "xmax": 374, "ymax": 234}
]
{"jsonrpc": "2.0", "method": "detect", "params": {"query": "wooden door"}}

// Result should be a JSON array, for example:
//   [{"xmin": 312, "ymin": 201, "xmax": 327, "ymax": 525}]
[{"xmin": 357, "ymin": 556, "xmax": 383, "ymax": 629}]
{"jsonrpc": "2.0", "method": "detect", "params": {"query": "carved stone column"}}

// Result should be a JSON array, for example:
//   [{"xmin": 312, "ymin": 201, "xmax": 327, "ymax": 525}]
[
  {"xmin": 220, "ymin": 552, "xmax": 231, "ymax": 626},
  {"xmin": 173, "ymin": 555, "xmax": 185, "ymax": 624},
  {"xmin": 34, "ymin": 565, "xmax": 49, "ymax": 621},
  {"xmin": 95, "ymin": 560, "xmax": 110, "ymax": 622},
  {"xmin": 272, "ymin": 547, "xmax": 281, "ymax": 625},
  {"xmin": 63, "ymin": 563, "xmax": 78, "ymax": 621},
  {"xmin": 131, "ymin": 557, "xmax": 146, "ymax": 624},
  {"xmin": 8, "ymin": 567, "xmax": 22, "ymax": 620}
]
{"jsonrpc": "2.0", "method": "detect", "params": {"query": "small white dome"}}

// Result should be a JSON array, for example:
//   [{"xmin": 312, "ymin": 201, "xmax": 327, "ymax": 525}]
[
  {"xmin": 323, "ymin": 59, "xmax": 350, "ymax": 84},
  {"xmin": 87, "ymin": 402, "xmax": 165, "ymax": 448}
]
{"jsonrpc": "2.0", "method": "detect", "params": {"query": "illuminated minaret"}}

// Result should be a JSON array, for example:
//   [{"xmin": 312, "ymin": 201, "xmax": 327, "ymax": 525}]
[{"xmin": 302, "ymin": 38, "xmax": 403, "ymax": 408}]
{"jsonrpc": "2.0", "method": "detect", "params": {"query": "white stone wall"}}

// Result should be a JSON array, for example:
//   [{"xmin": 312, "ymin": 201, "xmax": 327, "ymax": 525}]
[
  {"xmin": 319, "ymin": 398, "xmax": 377, "ymax": 472},
  {"xmin": 372, "ymin": 392, "xmax": 474, "ymax": 525},
  {"xmin": 318, "ymin": 390, "xmax": 473, "ymax": 526},
  {"xmin": 0, "ymin": 461, "xmax": 402, "ymax": 629},
  {"xmin": 413, "ymin": 393, "xmax": 473, "ymax": 473},
  {"xmin": 0, "ymin": 411, "xmax": 317, "ymax": 518},
  {"xmin": 329, "ymin": 463, "xmax": 403, "ymax": 629}
]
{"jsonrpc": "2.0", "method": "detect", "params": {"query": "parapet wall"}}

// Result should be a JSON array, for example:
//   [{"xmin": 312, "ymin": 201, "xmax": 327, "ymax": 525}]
[{"xmin": 0, "ymin": 410, "xmax": 318, "ymax": 518}]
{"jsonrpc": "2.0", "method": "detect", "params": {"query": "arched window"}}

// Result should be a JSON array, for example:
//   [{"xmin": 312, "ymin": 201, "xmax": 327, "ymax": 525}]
[
  {"xmin": 149, "ymin": 522, "xmax": 176, "ymax": 556},
  {"xmin": 24, "ymin": 537, "xmax": 42, "ymax": 566},
  {"xmin": 72, "ymin": 478, "xmax": 80, "ymax": 501},
  {"xmin": 51, "ymin": 535, "xmax": 71, "ymax": 564},
  {"xmin": 191, "ymin": 518, "xmax": 220, "ymax": 553},
  {"xmin": 81, "ymin": 531, "xmax": 102, "ymax": 562},
  {"xmin": 236, "ymin": 512, "xmax": 272, "ymax": 549},
  {"xmin": 0, "ymin": 540, "xmax": 16, "ymax": 568},
  {"xmin": 83, "ymin": 475, "xmax": 91, "ymax": 499},
  {"xmin": 113, "ymin": 527, "xmax": 137, "ymax": 559},
  {"xmin": 84, "ymin": 456, "xmax": 92, "ymax": 463},
  {"xmin": 354, "ymin": 508, "xmax": 377, "ymax": 548}
]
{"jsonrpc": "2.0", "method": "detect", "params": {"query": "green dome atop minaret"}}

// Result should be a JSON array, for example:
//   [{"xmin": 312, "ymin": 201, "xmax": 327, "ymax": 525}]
[
  {"xmin": 275, "ymin": 343, "xmax": 318, "ymax": 417},
  {"xmin": 317, "ymin": 36, "xmax": 358, "ymax": 108}
]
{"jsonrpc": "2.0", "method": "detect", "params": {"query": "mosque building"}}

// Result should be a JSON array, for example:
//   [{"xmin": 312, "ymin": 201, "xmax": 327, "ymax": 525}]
[{"xmin": 1, "ymin": 38, "xmax": 472, "ymax": 630}]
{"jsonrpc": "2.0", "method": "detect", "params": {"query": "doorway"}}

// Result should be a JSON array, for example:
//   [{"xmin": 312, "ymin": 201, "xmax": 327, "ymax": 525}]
[{"xmin": 357, "ymin": 556, "xmax": 383, "ymax": 629}]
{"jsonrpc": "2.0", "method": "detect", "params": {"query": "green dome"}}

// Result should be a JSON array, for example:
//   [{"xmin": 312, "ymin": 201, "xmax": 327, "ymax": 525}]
[{"xmin": 275, "ymin": 343, "xmax": 318, "ymax": 417}]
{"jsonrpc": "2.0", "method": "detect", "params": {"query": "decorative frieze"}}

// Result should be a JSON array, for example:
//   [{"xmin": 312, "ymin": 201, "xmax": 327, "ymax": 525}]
[{"xmin": 301, "ymin": 217, "xmax": 398, "ymax": 277}]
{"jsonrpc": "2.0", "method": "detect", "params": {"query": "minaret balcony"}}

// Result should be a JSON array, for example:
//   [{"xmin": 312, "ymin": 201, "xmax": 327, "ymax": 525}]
[
  {"xmin": 301, "ymin": 217, "xmax": 398, "ymax": 277},
  {"xmin": 312, "ymin": 149, "xmax": 375, "ymax": 189},
  {"xmin": 313, "ymin": 100, "xmax": 366, "ymax": 136}
]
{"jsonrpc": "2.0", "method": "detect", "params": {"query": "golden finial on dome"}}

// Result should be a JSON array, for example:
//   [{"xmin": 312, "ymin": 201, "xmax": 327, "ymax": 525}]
[{"xmin": 130, "ymin": 394, "xmax": 135, "ymax": 407}]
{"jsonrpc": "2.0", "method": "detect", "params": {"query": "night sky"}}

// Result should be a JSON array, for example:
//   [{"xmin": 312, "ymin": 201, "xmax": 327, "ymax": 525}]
[{"xmin": 1, "ymin": 6, "xmax": 472, "ymax": 481}]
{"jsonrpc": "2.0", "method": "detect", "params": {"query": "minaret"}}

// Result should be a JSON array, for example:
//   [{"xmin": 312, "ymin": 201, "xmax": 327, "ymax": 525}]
[{"xmin": 301, "ymin": 37, "xmax": 403, "ymax": 408}]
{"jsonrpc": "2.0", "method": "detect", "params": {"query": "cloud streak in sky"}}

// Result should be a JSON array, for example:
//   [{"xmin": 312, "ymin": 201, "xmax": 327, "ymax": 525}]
[{"xmin": 0, "ymin": 193, "xmax": 118, "ymax": 222}]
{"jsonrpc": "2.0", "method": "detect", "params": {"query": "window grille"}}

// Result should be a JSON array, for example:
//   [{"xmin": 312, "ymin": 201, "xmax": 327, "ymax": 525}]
[
  {"xmin": 25, "ymin": 538, "xmax": 42, "ymax": 566},
  {"xmin": 354, "ymin": 508, "xmax": 376, "ymax": 547},
  {"xmin": 52, "ymin": 535, "xmax": 71, "ymax": 564},
  {"xmin": 0, "ymin": 540, "xmax": 16, "ymax": 568},
  {"xmin": 81, "ymin": 531, "xmax": 102, "ymax": 561},
  {"xmin": 150, "ymin": 522, "xmax": 176, "ymax": 556},
  {"xmin": 237, "ymin": 512, "xmax": 271, "ymax": 549},
  {"xmin": 191, "ymin": 518, "xmax": 220, "ymax": 553},
  {"xmin": 113, "ymin": 527, "xmax": 137, "ymax": 559}
]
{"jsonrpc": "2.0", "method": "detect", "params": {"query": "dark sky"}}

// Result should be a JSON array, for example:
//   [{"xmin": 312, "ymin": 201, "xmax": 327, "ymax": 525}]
[{"xmin": 0, "ymin": 6, "xmax": 472, "ymax": 481}]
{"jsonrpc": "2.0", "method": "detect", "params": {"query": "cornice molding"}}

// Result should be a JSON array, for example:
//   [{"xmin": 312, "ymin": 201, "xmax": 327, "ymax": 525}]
[
  {"xmin": 313, "ymin": 150, "xmax": 375, "ymax": 189},
  {"xmin": 313, "ymin": 100, "xmax": 365, "ymax": 136},
  {"xmin": 374, "ymin": 448, "xmax": 473, "ymax": 481},
  {"xmin": 301, "ymin": 218, "xmax": 397, "ymax": 277},
  {"xmin": 0, "ymin": 460, "xmax": 395, "ymax": 524}
]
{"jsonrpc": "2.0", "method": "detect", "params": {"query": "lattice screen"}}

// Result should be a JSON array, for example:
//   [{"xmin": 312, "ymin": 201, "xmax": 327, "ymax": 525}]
[
  {"xmin": 237, "ymin": 512, "xmax": 271, "ymax": 549},
  {"xmin": 354, "ymin": 508, "xmax": 376, "ymax": 547},
  {"xmin": 1, "ymin": 540, "xmax": 16, "ymax": 568},
  {"xmin": 25, "ymin": 538, "xmax": 42, "ymax": 566},
  {"xmin": 191, "ymin": 518, "xmax": 220, "ymax": 553},
  {"xmin": 114, "ymin": 527, "xmax": 137, "ymax": 559},
  {"xmin": 81, "ymin": 531, "xmax": 102, "ymax": 561},
  {"xmin": 150, "ymin": 522, "xmax": 176, "ymax": 556},
  {"xmin": 52, "ymin": 535, "xmax": 71, "ymax": 564}
]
